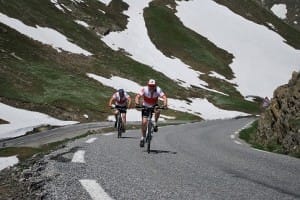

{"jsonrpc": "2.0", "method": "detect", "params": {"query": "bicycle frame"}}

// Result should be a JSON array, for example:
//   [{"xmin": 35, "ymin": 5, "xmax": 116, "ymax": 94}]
[
  {"xmin": 116, "ymin": 111, "xmax": 123, "ymax": 138},
  {"xmin": 112, "ymin": 107, "xmax": 127, "ymax": 138},
  {"xmin": 145, "ymin": 109, "xmax": 154, "ymax": 153},
  {"xmin": 137, "ymin": 105, "xmax": 164, "ymax": 153}
]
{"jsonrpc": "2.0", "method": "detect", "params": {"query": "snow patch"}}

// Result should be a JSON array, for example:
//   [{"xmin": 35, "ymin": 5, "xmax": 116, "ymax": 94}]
[
  {"xmin": 271, "ymin": 4, "xmax": 287, "ymax": 19},
  {"xmin": 0, "ymin": 12, "xmax": 92, "ymax": 56}
]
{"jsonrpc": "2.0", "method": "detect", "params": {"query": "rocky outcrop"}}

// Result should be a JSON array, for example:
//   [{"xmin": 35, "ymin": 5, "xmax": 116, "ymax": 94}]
[
  {"xmin": 0, "ymin": 155, "xmax": 49, "ymax": 199},
  {"xmin": 0, "ymin": 118, "xmax": 9, "ymax": 124},
  {"xmin": 255, "ymin": 71, "xmax": 300, "ymax": 155}
]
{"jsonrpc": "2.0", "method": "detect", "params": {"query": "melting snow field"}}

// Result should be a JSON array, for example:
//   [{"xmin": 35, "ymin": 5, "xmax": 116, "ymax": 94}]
[
  {"xmin": 101, "ymin": 0, "xmax": 213, "ymax": 90},
  {"xmin": 101, "ymin": 0, "xmax": 300, "ymax": 97},
  {"xmin": 0, "ymin": 156, "xmax": 18, "ymax": 171},
  {"xmin": 0, "ymin": 103, "xmax": 78, "ymax": 170},
  {"xmin": 175, "ymin": 0, "xmax": 300, "ymax": 97},
  {"xmin": 0, "ymin": 12, "xmax": 92, "ymax": 55},
  {"xmin": 87, "ymin": 73, "xmax": 248, "ymax": 121},
  {"xmin": 0, "ymin": 103, "xmax": 78, "ymax": 140}
]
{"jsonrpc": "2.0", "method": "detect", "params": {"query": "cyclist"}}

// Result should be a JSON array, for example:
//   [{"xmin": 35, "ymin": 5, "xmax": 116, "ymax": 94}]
[
  {"xmin": 135, "ymin": 79, "xmax": 168, "ymax": 147},
  {"xmin": 108, "ymin": 89, "xmax": 131, "ymax": 132}
]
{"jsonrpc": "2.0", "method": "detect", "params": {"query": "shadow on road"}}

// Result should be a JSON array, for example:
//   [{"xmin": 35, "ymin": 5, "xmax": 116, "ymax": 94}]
[
  {"xmin": 120, "ymin": 136, "xmax": 140, "ymax": 139},
  {"xmin": 147, "ymin": 149, "xmax": 177, "ymax": 154}
]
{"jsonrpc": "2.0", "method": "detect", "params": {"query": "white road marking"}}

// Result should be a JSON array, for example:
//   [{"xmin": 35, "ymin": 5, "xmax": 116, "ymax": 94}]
[
  {"xmin": 104, "ymin": 132, "xmax": 115, "ymax": 136},
  {"xmin": 243, "ymin": 120, "xmax": 255, "ymax": 129},
  {"xmin": 72, "ymin": 150, "xmax": 85, "ymax": 163},
  {"xmin": 86, "ymin": 137, "xmax": 97, "ymax": 143},
  {"xmin": 234, "ymin": 140, "xmax": 242, "ymax": 145},
  {"xmin": 232, "ymin": 120, "xmax": 256, "ymax": 144},
  {"xmin": 253, "ymin": 148, "xmax": 271, "ymax": 154},
  {"xmin": 80, "ymin": 179, "xmax": 114, "ymax": 200}
]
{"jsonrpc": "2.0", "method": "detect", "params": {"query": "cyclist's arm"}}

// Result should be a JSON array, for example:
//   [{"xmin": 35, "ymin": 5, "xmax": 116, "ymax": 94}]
[
  {"xmin": 108, "ymin": 95, "xmax": 115, "ymax": 107},
  {"xmin": 135, "ymin": 94, "xmax": 141, "ymax": 106},
  {"xmin": 161, "ymin": 94, "xmax": 168, "ymax": 108},
  {"xmin": 127, "ymin": 96, "xmax": 132, "ymax": 108}
]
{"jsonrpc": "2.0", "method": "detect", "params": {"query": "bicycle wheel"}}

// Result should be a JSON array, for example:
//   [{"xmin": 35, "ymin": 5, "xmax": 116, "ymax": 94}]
[
  {"xmin": 117, "ymin": 114, "xmax": 122, "ymax": 138},
  {"xmin": 146, "ymin": 122, "xmax": 152, "ymax": 153}
]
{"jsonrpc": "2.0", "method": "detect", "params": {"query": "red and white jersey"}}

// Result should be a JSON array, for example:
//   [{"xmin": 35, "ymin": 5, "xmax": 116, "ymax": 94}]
[
  {"xmin": 113, "ymin": 92, "xmax": 130, "ymax": 106},
  {"xmin": 139, "ymin": 86, "xmax": 165, "ymax": 107}
]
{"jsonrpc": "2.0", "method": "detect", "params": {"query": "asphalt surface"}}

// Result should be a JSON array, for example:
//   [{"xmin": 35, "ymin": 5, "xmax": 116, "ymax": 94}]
[
  {"xmin": 39, "ymin": 117, "xmax": 300, "ymax": 200},
  {"xmin": 0, "ymin": 120, "xmax": 189, "ymax": 148},
  {"xmin": 0, "ymin": 122, "xmax": 112, "ymax": 148}
]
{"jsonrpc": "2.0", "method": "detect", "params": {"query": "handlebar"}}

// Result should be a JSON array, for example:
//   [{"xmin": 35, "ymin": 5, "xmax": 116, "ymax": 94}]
[
  {"xmin": 110, "ymin": 106, "xmax": 128, "ymax": 111},
  {"xmin": 135, "ymin": 105, "xmax": 166, "ymax": 110}
]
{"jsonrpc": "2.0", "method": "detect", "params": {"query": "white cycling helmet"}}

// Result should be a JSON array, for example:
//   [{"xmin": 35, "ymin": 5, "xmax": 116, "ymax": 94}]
[{"xmin": 147, "ymin": 79, "xmax": 156, "ymax": 86}]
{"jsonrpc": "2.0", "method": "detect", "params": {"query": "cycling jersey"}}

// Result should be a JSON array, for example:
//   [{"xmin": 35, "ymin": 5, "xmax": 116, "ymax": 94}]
[
  {"xmin": 138, "ymin": 86, "xmax": 165, "ymax": 107},
  {"xmin": 113, "ymin": 91, "xmax": 130, "ymax": 107}
]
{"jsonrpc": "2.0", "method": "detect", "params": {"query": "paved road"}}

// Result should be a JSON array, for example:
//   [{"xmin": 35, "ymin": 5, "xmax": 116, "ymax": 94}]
[
  {"xmin": 0, "ymin": 120, "xmax": 189, "ymax": 148},
  {"xmin": 41, "ymin": 118, "xmax": 300, "ymax": 200},
  {"xmin": 0, "ymin": 122, "xmax": 112, "ymax": 148}
]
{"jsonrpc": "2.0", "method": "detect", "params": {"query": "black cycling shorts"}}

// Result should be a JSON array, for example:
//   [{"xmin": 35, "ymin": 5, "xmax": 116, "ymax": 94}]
[
  {"xmin": 115, "ymin": 105, "xmax": 127, "ymax": 113},
  {"xmin": 141, "ymin": 104, "xmax": 158, "ymax": 118}
]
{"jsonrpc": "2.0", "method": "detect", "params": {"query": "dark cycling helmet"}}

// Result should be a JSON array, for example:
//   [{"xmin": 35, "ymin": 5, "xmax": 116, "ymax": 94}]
[{"xmin": 118, "ymin": 89, "xmax": 124, "ymax": 96}]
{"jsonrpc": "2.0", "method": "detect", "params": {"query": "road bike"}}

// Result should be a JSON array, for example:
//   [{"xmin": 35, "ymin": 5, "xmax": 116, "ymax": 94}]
[
  {"xmin": 136, "ymin": 105, "xmax": 165, "ymax": 153},
  {"xmin": 112, "ymin": 107, "xmax": 127, "ymax": 138}
]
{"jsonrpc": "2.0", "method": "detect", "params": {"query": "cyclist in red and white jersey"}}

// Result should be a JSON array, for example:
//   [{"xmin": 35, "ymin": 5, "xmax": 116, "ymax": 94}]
[
  {"xmin": 135, "ymin": 79, "xmax": 168, "ymax": 147},
  {"xmin": 108, "ymin": 89, "xmax": 131, "ymax": 131}
]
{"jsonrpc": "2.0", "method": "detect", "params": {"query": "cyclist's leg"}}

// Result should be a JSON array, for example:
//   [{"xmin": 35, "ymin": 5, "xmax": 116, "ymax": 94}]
[
  {"xmin": 142, "ymin": 117, "xmax": 147, "ymax": 137},
  {"xmin": 153, "ymin": 109, "xmax": 160, "ymax": 132},
  {"xmin": 113, "ymin": 109, "xmax": 118, "ymax": 128},
  {"xmin": 121, "ymin": 112, "xmax": 126, "ymax": 132},
  {"xmin": 140, "ymin": 109, "xmax": 148, "ymax": 147},
  {"xmin": 154, "ymin": 109, "xmax": 160, "ymax": 123}
]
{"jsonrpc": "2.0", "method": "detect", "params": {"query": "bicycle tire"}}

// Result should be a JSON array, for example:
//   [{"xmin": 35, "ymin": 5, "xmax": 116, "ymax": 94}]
[
  {"xmin": 146, "ymin": 121, "xmax": 152, "ymax": 153},
  {"xmin": 117, "ymin": 114, "xmax": 122, "ymax": 138}
]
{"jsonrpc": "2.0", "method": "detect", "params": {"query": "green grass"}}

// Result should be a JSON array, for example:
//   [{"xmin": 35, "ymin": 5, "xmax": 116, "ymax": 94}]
[
  {"xmin": 0, "ymin": 0, "xmax": 127, "ymax": 53},
  {"xmin": 209, "ymin": 93, "xmax": 261, "ymax": 114},
  {"xmin": 144, "ymin": 1, "xmax": 235, "ymax": 79},
  {"xmin": 0, "ymin": 61, "xmax": 111, "ymax": 118},
  {"xmin": 239, "ymin": 120, "xmax": 276, "ymax": 151},
  {"xmin": 0, "ymin": 147, "xmax": 41, "ymax": 162},
  {"xmin": 142, "ymin": 0, "xmax": 261, "ymax": 113},
  {"xmin": 200, "ymin": 74, "xmax": 243, "ymax": 98},
  {"xmin": 0, "ymin": 0, "xmax": 263, "ymax": 123},
  {"xmin": 239, "ymin": 120, "xmax": 258, "ymax": 142},
  {"xmin": 0, "ymin": 2, "xmax": 197, "ymax": 121},
  {"xmin": 239, "ymin": 120, "xmax": 300, "ymax": 158}
]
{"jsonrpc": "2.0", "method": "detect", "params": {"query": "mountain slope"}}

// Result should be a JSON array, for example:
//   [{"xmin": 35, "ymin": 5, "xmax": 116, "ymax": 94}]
[
  {"xmin": 0, "ymin": 0, "xmax": 198, "ymax": 122},
  {"xmin": 1, "ymin": 0, "xmax": 299, "ymax": 123}
]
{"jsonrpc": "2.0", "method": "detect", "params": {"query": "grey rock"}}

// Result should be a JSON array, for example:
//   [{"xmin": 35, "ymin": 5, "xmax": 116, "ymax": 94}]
[{"xmin": 256, "ymin": 71, "xmax": 300, "ymax": 155}]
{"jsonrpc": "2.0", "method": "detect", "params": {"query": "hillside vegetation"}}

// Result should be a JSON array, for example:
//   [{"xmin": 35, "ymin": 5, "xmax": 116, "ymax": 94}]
[{"xmin": 3, "ymin": 0, "xmax": 298, "ymax": 122}]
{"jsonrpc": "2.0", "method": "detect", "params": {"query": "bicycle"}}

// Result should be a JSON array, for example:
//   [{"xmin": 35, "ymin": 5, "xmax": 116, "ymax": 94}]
[
  {"xmin": 136, "ymin": 105, "xmax": 165, "ymax": 153},
  {"xmin": 111, "ymin": 106, "xmax": 127, "ymax": 138}
]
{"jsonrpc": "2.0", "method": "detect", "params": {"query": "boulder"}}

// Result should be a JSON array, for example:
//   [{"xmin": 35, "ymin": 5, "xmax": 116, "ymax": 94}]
[{"xmin": 255, "ymin": 71, "xmax": 300, "ymax": 155}]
